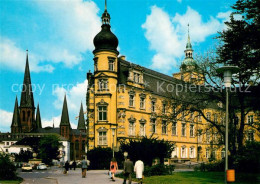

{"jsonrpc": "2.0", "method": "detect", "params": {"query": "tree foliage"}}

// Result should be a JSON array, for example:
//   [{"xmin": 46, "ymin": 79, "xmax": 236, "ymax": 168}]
[
  {"xmin": 14, "ymin": 150, "xmax": 33, "ymax": 163},
  {"xmin": 0, "ymin": 153, "xmax": 17, "ymax": 180},
  {"xmin": 38, "ymin": 135, "xmax": 61, "ymax": 165},
  {"xmin": 120, "ymin": 137, "xmax": 174, "ymax": 166}
]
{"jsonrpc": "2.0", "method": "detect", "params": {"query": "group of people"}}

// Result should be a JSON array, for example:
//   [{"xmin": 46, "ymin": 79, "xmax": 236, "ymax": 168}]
[
  {"xmin": 63, "ymin": 158, "xmax": 89, "ymax": 178},
  {"xmin": 109, "ymin": 157, "xmax": 144, "ymax": 184}
]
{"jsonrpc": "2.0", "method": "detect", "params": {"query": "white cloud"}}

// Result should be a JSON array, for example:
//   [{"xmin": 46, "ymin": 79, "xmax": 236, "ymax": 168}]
[
  {"xmin": 0, "ymin": 109, "xmax": 13, "ymax": 133},
  {"xmin": 0, "ymin": 37, "xmax": 54, "ymax": 72},
  {"xmin": 177, "ymin": 0, "xmax": 182, "ymax": 3},
  {"xmin": 142, "ymin": 6, "xmax": 225, "ymax": 73},
  {"xmin": 34, "ymin": 0, "xmax": 101, "ymax": 67},
  {"xmin": 41, "ymin": 115, "xmax": 77, "ymax": 129},
  {"xmin": 53, "ymin": 79, "xmax": 88, "ymax": 119},
  {"xmin": 0, "ymin": 0, "xmax": 101, "ymax": 72}
]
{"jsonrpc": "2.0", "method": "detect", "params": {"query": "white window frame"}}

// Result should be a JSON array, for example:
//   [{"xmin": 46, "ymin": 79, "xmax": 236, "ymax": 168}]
[
  {"xmin": 98, "ymin": 79, "xmax": 108, "ymax": 91},
  {"xmin": 98, "ymin": 131, "xmax": 107, "ymax": 145},
  {"xmin": 129, "ymin": 122, "xmax": 135, "ymax": 136},
  {"xmin": 172, "ymin": 122, "xmax": 177, "ymax": 136},
  {"xmin": 190, "ymin": 124, "xmax": 194, "ymax": 137},
  {"xmin": 140, "ymin": 97, "xmax": 145, "ymax": 109},
  {"xmin": 109, "ymin": 60, "xmax": 115, "ymax": 71},
  {"xmin": 151, "ymin": 119, "xmax": 156, "ymax": 133},
  {"xmin": 140, "ymin": 123, "xmax": 145, "ymax": 136},
  {"xmin": 162, "ymin": 120, "xmax": 167, "ymax": 134},
  {"xmin": 189, "ymin": 147, "xmax": 196, "ymax": 158},
  {"xmin": 181, "ymin": 146, "xmax": 187, "ymax": 158},
  {"xmin": 129, "ymin": 94, "xmax": 135, "ymax": 107}
]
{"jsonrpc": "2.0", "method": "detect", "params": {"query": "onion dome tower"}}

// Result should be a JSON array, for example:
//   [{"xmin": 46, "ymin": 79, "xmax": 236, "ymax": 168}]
[
  {"xmin": 93, "ymin": 0, "xmax": 119, "ymax": 54},
  {"xmin": 180, "ymin": 24, "xmax": 197, "ymax": 72}
]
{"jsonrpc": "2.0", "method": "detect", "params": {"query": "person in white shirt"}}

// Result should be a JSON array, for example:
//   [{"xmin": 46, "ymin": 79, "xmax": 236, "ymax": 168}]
[{"xmin": 134, "ymin": 160, "xmax": 144, "ymax": 184}]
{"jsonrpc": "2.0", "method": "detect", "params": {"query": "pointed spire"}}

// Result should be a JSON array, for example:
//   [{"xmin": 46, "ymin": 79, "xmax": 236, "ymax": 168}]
[
  {"xmin": 11, "ymin": 96, "xmax": 21, "ymax": 129},
  {"xmin": 102, "ymin": 0, "xmax": 110, "ymax": 25},
  {"xmin": 77, "ymin": 102, "xmax": 86, "ymax": 130},
  {"xmin": 60, "ymin": 95, "xmax": 71, "ymax": 127},
  {"xmin": 20, "ymin": 50, "xmax": 35, "ymax": 108},
  {"xmin": 186, "ymin": 24, "xmax": 192, "ymax": 50},
  {"xmin": 35, "ymin": 103, "xmax": 42, "ymax": 129}
]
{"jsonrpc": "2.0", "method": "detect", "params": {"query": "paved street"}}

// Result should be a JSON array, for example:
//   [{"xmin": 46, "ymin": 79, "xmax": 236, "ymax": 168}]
[{"xmin": 19, "ymin": 167, "xmax": 139, "ymax": 184}]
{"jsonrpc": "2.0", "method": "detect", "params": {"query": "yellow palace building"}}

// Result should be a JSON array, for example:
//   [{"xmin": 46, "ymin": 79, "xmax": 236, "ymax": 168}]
[{"xmin": 86, "ymin": 4, "xmax": 259, "ymax": 162}]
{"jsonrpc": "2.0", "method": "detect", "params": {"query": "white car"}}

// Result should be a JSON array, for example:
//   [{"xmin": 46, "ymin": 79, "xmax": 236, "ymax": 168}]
[{"xmin": 37, "ymin": 163, "xmax": 47, "ymax": 170}]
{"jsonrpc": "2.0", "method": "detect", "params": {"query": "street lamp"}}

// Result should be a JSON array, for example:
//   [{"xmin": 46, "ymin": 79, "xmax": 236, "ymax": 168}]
[
  {"xmin": 111, "ymin": 127, "xmax": 116, "ymax": 158},
  {"xmin": 217, "ymin": 65, "xmax": 239, "ymax": 183}
]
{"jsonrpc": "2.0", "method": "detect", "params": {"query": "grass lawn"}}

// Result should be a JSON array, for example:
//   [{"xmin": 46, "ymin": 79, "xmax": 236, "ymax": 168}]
[
  {"xmin": 140, "ymin": 172, "xmax": 260, "ymax": 184},
  {"xmin": 0, "ymin": 180, "xmax": 21, "ymax": 184}
]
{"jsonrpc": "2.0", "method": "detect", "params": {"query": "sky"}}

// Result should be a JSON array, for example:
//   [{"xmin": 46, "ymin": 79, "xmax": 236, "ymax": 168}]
[{"xmin": 0, "ymin": 0, "xmax": 236, "ymax": 132}]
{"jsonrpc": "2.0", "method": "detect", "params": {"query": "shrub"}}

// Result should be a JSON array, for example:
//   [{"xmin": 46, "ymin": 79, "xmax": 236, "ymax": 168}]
[
  {"xmin": 87, "ymin": 147, "xmax": 124, "ymax": 170},
  {"xmin": 144, "ymin": 164, "xmax": 175, "ymax": 177},
  {"xmin": 0, "ymin": 153, "xmax": 17, "ymax": 180}
]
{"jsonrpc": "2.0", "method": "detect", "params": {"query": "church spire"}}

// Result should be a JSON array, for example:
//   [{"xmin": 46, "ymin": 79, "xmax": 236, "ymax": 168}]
[
  {"xmin": 60, "ymin": 95, "xmax": 71, "ymax": 127},
  {"xmin": 35, "ymin": 103, "xmax": 42, "ymax": 129},
  {"xmin": 77, "ymin": 102, "xmax": 86, "ymax": 132},
  {"xmin": 20, "ymin": 50, "xmax": 35, "ymax": 108},
  {"xmin": 11, "ymin": 96, "xmax": 21, "ymax": 133}
]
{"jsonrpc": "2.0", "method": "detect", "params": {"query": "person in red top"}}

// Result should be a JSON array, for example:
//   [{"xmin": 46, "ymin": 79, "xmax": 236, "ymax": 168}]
[{"xmin": 110, "ymin": 157, "xmax": 118, "ymax": 182}]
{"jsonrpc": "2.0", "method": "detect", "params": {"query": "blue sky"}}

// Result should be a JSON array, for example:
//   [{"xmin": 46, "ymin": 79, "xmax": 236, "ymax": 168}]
[{"xmin": 0, "ymin": 0, "xmax": 236, "ymax": 132}]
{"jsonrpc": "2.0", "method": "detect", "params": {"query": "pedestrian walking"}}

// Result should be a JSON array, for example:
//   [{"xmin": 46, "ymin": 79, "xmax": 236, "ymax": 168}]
[
  {"xmin": 72, "ymin": 160, "xmax": 77, "ymax": 170},
  {"xmin": 64, "ymin": 161, "xmax": 69, "ymax": 174},
  {"xmin": 81, "ymin": 158, "xmax": 88, "ymax": 178},
  {"xmin": 123, "ymin": 157, "xmax": 134, "ymax": 184},
  {"xmin": 110, "ymin": 157, "xmax": 118, "ymax": 181},
  {"xmin": 134, "ymin": 160, "xmax": 144, "ymax": 184}
]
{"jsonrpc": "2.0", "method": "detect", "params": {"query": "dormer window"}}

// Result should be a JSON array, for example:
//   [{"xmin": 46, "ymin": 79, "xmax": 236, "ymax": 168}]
[
  {"xmin": 133, "ymin": 72, "xmax": 140, "ymax": 83},
  {"xmin": 99, "ymin": 79, "xmax": 108, "ymax": 91}
]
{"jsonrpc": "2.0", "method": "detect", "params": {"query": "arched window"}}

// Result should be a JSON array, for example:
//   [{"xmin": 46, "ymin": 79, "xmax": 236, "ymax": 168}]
[{"xmin": 22, "ymin": 111, "xmax": 25, "ymax": 121}]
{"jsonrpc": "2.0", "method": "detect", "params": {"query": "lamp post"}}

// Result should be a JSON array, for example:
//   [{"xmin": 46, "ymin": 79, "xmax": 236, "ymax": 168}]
[
  {"xmin": 217, "ymin": 65, "xmax": 239, "ymax": 183},
  {"xmin": 111, "ymin": 127, "xmax": 116, "ymax": 158}
]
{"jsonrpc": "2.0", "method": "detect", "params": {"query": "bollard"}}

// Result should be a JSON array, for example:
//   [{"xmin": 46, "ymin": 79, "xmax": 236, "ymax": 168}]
[{"xmin": 227, "ymin": 169, "xmax": 235, "ymax": 182}]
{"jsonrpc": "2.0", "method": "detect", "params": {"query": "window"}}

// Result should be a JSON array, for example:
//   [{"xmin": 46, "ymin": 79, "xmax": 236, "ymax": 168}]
[
  {"xmin": 206, "ymin": 130, "xmax": 210, "ymax": 143},
  {"xmin": 129, "ymin": 122, "xmax": 135, "ymax": 136},
  {"xmin": 213, "ymin": 114, "xmax": 218, "ymax": 122},
  {"xmin": 98, "ymin": 79, "xmax": 108, "ymax": 90},
  {"xmin": 7, "ymin": 142, "xmax": 9, "ymax": 146},
  {"xmin": 162, "ymin": 120, "xmax": 167, "ymax": 134},
  {"xmin": 151, "ymin": 119, "xmax": 156, "ymax": 133},
  {"xmin": 198, "ymin": 113, "xmax": 202, "ymax": 122},
  {"xmin": 212, "ymin": 149, "xmax": 216, "ymax": 159},
  {"xmin": 98, "ymin": 106, "xmax": 107, "ymax": 121},
  {"xmin": 190, "ymin": 124, "xmax": 194, "ymax": 137},
  {"xmin": 248, "ymin": 131, "xmax": 254, "ymax": 142},
  {"xmin": 133, "ymin": 72, "xmax": 140, "ymax": 83},
  {"xmin": 248, "ymin": 115, "xmax": 254, "ymax": 125},
  {"xmin": 94, "ymin": 60, "xmax": 98, "ymax": 71},
  {"xmin": 151, "ymin": 101, "xmax": 155, "ymax": 112},
  {"xmin": 172, "ymin": 122, "xmax": 177, "ymax": 136},
  {"xmin": 6, "ymin": 149, "xmax": 8, "ymax": 152},
  {"xmin": 206, "ymin": 149, "xmax": 210, "ymax": 159},
  {"xmin": 140, "ymin": 123, "xmax": 145, "ymax": 136},
  {"xmin": 22, "ymin": 111, "xmax": 25, "ymax": 121},
  {"xmin": 181, "ymin": 147, "xmax": 187, "ymax": 158},
  {"xmin": 140, "ymin": 97, "xmax": 145, "ymax": 109},
  {"xmin": 129, "ymin": 94, "xmax": 135, "ymax": 107},
  {"xmin": 162, "ymin": 103, "xmax": 166, "ymax": 114},
  {"xmin": 181, "ymin": 123, "xmax": 186, "ymax": 136},
  {"xmin": 98, "ymin": 131, "xmax": 107, "ymax": 145},
  {"xmin": 221, "ymin": 149, "xmax": 225, "ymax": 159},
  {"xmin": 109, "ymin": 60, "xmax": 115, "ymax": 71},
  {"xmin": 198, "ymin": 132, "xmax": 202, "ymax": 143},
  {"xmin": 206, "ymin": 112, "xmax": 211, "ymax": 122},
  {"xmin": 189, "ymin": 147, "xmax": 195, "ymax": 158}
]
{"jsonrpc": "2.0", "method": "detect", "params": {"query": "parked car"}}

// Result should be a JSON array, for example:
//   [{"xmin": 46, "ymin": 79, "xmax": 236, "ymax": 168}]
[
  {"xmin": 22, "ymin": 164, "xmax": 33, "ymax": 172},
  {"xmin": 37, "ymin": 163, "xmax": 47, "ymax": 170}
]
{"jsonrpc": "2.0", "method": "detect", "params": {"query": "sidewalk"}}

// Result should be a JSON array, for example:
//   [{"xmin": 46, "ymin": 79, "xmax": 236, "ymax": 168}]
[{"xmin": 51, "ymin": 169, "xmax": 138, "ymax": 184}]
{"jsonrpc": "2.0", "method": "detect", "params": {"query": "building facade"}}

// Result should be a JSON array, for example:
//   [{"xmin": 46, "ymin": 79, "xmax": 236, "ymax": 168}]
[{"xmin": 86, "ymin": 5, "xmax": 259, "ymax": 162}]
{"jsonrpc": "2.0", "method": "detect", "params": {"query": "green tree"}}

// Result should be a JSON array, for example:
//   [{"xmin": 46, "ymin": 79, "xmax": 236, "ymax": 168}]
[
  {"xmin": 15, "ymin": 150, "xmax": 33, "ymax": 162},
  {"xmin": 217, "ymin": 0, "xmax": 260, "ymax": 150},
  {"xmin": 120, "ymin": 137, "xmax": 174, "ymax": 166},
  {"xmin": 0, "ymin": 153, "xmax": 17, "ymax": 180},
  {"xmin": 38, "ymin": 135, "xmax": 61, "ymax": 165}
]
